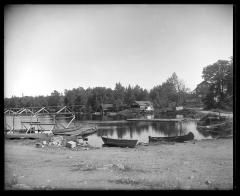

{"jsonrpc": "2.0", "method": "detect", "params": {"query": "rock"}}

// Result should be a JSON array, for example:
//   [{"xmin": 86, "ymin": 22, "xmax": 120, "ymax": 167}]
[
  {"xmin": 77, "ymin": 138, "xmax": 83, "ymax": 144},
  {"xmin": 42, "ymin": 141, "xmax": 47, "ymax": 145},
  {"xmin": 66, "ymin": 141, "xmax": 76, "ymax": 148},
  {"xmin": 52, "ymin": 141, "xmax": 61, "ymax": 146},
  {"xmin": 35, "ymin": 143, "xmax": 43, "ymax": 148},
  {"xmin": 50, "ymin": 136, "xmax": 63, "ymax": 143},
  {"xmin": 82, "ymin": 142, "xmax": 88, "ymax": 147},
  {"xmin": 48, "ymin": 136, "xmax": 64, "ymax": 146},
  {"xmin": 114, "ymin": 163, "xmax": 125, "ymax": 170}
]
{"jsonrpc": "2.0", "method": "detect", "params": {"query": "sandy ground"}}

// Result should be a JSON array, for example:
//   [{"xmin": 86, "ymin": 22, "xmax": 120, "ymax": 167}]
[{"xmin": 4, "ymin": 137, "xmax": 233, "ymax": 190}]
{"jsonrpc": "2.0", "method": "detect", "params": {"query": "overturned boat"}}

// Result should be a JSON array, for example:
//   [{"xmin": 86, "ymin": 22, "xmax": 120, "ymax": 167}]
[
  {"xmin": 101, "ymin": 136, "xmax": 138, "ymax": 148},
  {"xmin": 149, "ymin": 132, "xmax": 194, "ymax": 143},
  {"xmin": 53, "ymin": 126, "xmax": 97, "ymax": 136}
]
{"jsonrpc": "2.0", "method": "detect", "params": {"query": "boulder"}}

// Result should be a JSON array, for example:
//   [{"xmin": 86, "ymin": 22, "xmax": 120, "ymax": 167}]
[
  {"xmin": 50, "ymin": 136, "xmax": 63, "ymax": 142},
  {"xmin": 35, "ymin": 143, "xmax": 43, "ymax": 148},
  {"xmin": 50, "ymin": 136, "xmax": 63, "ymax": 146},
  {"xmin": 66, "ymin": 141, "xmax": 76, "ymax": 148}
]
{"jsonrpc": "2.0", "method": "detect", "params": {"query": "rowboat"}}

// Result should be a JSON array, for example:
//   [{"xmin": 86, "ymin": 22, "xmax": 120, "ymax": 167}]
[
  {"xmin": 149, "ymin": 132, "xmax": 194, "ymax": 143},
  {"xmin": 101, "ymin": 136, "xmax": 138, "ymax": 148},
  {"xmin": 52, "ymin": 125, "xmax": 86, "ymax": 134},
  {"xmin": 54, "ymin": 126, "xmax": 97, "ymax": 136}
]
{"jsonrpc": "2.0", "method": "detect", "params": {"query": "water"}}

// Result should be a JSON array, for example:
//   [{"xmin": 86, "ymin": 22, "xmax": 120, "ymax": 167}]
[
  {"xmin": 84, "ymin": 121, "xmax": 213, "ymax": 147},
  {"xmin": 5, "ymin": 115, "xmax": 215, "ymax": 147}
]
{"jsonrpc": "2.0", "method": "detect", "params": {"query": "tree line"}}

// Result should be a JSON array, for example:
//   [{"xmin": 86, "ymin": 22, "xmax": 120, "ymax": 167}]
[{"xmin": 4, "ymin": 57, "xmax": 233, "ymax": 111}]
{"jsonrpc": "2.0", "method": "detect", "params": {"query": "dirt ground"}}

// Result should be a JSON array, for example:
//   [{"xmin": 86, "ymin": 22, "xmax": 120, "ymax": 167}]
[{"xmin": 4, "ymin": 137, "xmax": 233, "ymax": 190}]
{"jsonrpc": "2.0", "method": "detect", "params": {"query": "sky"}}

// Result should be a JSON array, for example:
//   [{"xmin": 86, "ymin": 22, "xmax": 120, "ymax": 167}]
[{"xmin": 4, "ymin": 4, "xmax": 233, "ymax": 98}]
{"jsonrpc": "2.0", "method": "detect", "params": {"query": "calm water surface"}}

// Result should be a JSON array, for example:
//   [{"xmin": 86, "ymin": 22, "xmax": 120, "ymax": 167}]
[
  {"xmin": 83, "ymin": 121, "xmax": 213, "ymax": 147},
  {"xmin": 5, "ymin": 115, "xmax": 219, "ymax": 147}
]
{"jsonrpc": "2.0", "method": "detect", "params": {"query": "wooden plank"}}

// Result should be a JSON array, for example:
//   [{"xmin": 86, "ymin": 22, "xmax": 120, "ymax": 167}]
[
  {"xmin": 126, "ymin": 118, "xmax": 184, "ymax": 122},
  {"xmin": 21, "ymin": 121, "xmax": 40, "ymax": 123},
  {"xmin": 35, "ymin": 112, "xmax": 74, "ymax": 115},
  {"xmin": 30, "ymin": 123, "xmax": 56, "ymax": 125}
]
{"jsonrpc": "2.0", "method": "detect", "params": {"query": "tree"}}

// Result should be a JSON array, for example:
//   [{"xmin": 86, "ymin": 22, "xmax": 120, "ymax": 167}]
[
  {"xmin": 113, "ymin": 83, "xmax": 125, "ymax": 110},
  {"xmin": 48, "ymin": 90, "xmax": 63, "ymax": 106},
  {"xmin": 124, "ymin": 85, "xmax": 136, "ymax": 105},
  {"xmin": 166, "ymin": 72, "xmax": 189, "ymax": 105},
  {"xmin": 201, "ymin": 57, "xmax": 233, "ymax": 109}
]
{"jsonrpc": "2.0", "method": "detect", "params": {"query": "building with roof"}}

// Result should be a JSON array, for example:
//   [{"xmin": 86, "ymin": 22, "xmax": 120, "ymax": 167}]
[{"xmin": 131, "ymin": 101, "xmax": 154, "ymax": 112}]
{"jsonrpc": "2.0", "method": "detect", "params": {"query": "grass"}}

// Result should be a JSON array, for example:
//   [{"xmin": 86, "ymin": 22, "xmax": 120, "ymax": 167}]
[
  {"xmin": 5, "ymin": 175, "xmax": 18, "ymax": 189},
  {"xmin": 71, "ymin": 162, "xmax": 97, "ymax": 172}
]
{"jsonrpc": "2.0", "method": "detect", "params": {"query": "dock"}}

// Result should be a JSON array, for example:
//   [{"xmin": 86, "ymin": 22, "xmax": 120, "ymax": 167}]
[
  {"xmin": 126, "ymin": 118, "xmax": 200, "ymax": 122},
  {"xmin": 126, "ymin": 118, "xmax": 185, "ymax": 122}
]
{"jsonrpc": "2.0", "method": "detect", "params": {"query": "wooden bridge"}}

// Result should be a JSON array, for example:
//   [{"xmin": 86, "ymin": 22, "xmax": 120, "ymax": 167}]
[
  {"xmin": 4, "ymin": 105, "xmax": 85, "ymax": 116},
  {"xmin": 4, "ymin": 105, "xmax": 85, "ymax": 132}
]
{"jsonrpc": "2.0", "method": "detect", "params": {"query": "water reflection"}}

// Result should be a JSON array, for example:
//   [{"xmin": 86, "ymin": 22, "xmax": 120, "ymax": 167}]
[
  {"xmin": 6, "ymin": 115, "xmax": 231, "ymax": 148},
  {"xmin": 86, "ymin": 120, "xmax": 214, "ymax": 147}
]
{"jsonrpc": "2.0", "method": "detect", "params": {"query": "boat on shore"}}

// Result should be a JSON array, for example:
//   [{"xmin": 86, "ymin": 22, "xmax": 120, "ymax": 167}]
[
  {"xmin": 52, "ymin": 125, "xmax": 86, "ymax": 134},
  {"xmin": 149, "ymin": 132, "xmax": 194, "ymax": 143},
  {"xmin": 101, "ymin": 136, "xmax": 138, "ymax": 148},
  {"xmin": 53, "ymin": 126, "xmax": 97, "ymax": 136}
]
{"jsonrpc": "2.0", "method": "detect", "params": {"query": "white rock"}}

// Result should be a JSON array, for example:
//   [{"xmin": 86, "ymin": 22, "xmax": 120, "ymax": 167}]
[{"xmin": 66, "ymin": 141, "xmax": 76, "ymax": 148}]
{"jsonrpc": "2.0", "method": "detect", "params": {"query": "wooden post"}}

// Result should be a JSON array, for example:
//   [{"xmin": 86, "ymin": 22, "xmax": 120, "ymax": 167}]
[
  {"xmin": 13, "ymin": 114, "xmax": 15, "ymax": 131},
  {"xmin": 53, "ymin": 114, "xmax": 56, "ymax": 130},
  {"xmin": 180, "ymin": 121, "xmax": 183, "ymax": 136}
]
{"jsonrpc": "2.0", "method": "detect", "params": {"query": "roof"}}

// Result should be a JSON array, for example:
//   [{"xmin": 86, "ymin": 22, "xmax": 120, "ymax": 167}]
[
  {"xmin": 134, "ymin": 101, "xmax": 153, "ymax": 106},
  {"xmin": 101, "ymin": 104, "xmax": 114, "ymax": 109}
]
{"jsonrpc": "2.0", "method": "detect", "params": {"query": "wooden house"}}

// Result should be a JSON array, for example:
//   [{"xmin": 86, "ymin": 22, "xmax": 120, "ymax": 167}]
[
  {"xmin": 100, "ymin": 104, "xmax": 115, "ymax": 115},
  {"xmin": 131, "ymin": 101, "xmax": 154, "ymax": 112}
]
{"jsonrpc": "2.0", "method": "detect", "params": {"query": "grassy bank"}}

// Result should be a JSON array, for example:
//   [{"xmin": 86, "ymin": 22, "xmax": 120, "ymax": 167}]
[{"xmin": 5, "ymin": 138, "xmax": 233, "ymax": 190}]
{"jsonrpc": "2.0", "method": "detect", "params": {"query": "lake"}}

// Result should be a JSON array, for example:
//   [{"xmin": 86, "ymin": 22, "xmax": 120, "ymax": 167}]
[
  {"xmin": 82, "ymin": 121, "xmax": 213, "ymax": 147},
  {"xmin": 5, "ymin": 115, "xmax": 216, "ymax": 147}
]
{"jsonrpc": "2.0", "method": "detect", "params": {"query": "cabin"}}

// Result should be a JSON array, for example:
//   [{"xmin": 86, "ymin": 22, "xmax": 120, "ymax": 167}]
[
  {"xmin": 131, "ymin": 101, "xmax": 154, "ymax": 112},
  {"xmin": 100, "ymin": 104, "xmax": 115, "ymax": 115}
]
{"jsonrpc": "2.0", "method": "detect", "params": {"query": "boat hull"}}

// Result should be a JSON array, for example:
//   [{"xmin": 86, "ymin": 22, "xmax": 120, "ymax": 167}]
[
  {"xmin": 54, "ymin": 127, "xmax": 97, "ymax": 136},
  {"xmin": 52, "ymin": 126, "xmax": 85, "ymax": 134},
  {"xmin": 149, "ymin": 132, "xmax": 194, "ymax": 143},
  {"xmin": 101, "ymin": 136, "xmax": 138, "ymax": 148}
]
